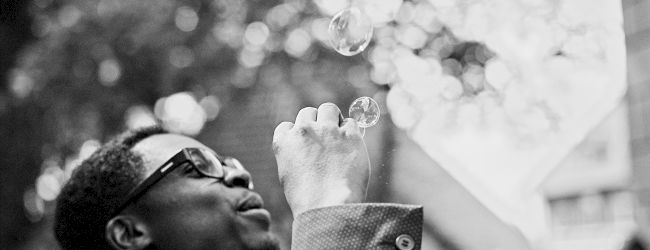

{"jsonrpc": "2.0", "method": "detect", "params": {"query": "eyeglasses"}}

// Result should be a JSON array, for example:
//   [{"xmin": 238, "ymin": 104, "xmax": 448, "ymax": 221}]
[{"xmin": 111, "ymin": 147, "xmax": 249, "ymax": 216}]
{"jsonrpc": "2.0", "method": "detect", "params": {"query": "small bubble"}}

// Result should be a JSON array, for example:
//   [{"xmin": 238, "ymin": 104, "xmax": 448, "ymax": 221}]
[
  {"xmin": 349, "ymin": 96, "xmax": 380, "ymax": 128},
  {"xmin": 328, "ymin": 7, "xmax": 374, "ymax": 56}
]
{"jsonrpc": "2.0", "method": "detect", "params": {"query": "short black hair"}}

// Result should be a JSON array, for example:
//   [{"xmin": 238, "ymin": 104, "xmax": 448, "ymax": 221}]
[{"xmin": 54, "ymin": 126, "xmax": 167, "ymax": 250}]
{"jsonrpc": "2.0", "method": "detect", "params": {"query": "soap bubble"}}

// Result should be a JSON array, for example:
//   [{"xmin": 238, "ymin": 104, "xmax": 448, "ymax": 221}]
[
  {"xmin": 349, "ymin": 96, "xmax": 380, "ymax": 128},
  {"xmin": 328, "ymin": 7, "xmax": 374, "ymax": 56}
]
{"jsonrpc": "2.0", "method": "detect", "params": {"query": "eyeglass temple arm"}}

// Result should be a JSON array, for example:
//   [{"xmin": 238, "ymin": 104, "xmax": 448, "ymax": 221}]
[{"xmin": 111, "ymin": 150, "xmax": 190, "ymax": 216}]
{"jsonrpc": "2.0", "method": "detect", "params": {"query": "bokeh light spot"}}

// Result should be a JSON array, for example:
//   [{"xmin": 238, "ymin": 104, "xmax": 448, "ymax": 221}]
[
  {"xmin": 36, "ymin": 173, "xmax": 61, "ymax": 201},
  {"xmin": 199, "ymin": 95, "xmax": 221, "ymax": 121},
  {"xmin": 155, "ymin": 92, "xmax": 206, "ymax": 136},
  {"xmin": 244, "ymin": 22, "xmax": 270, "ymax": 47},
  {"xmin": 440, "ymin": 75, "xmax": 464, "ymax": 100},
  {"xmin": 284, "ymin": 28, "xmax": 312, "ymax": 58},
  {"xmin": 23, "ymin": 189, "xmax": 44, "ymax": 222},
  {"xmin": 79, "ymin": 140, "xmax": 101, "ymax": 160},
  {"xmin": 10, "ymin": 70, "xmax": 34, "ymax": 99},
  {"xmin": 169, "ymin": 46, "xmax": 195, "ymax": 68},
  {"xmin": 175, "ymin": 6, "xmax": 199, "ymax": 32},
  {"xmin": 58, "ymin": 5, "xmax": 82, "ymax": 28},
  {"xmin": 485, "ymin": 59, "xmax": 512, "ymax": 90},
  {"xmin": 314, "ymin": 0, "xmax": 349, "ymax": 16},
  {"xmin": 239, "ymin": 47, "xmax": 265, "ymax": 68},
  {"xmin": 98, "ymin": 59, "xmax": 121, "ymax": 86},
  {"xmin": 125, "ymin": 106, "xmax": 158, "ymax": 130}
]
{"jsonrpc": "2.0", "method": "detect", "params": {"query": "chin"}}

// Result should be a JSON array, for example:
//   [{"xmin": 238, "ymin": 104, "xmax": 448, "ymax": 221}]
[{"xmin": 245, "ymin": 234, "xmax": 280, "ymax": 250}]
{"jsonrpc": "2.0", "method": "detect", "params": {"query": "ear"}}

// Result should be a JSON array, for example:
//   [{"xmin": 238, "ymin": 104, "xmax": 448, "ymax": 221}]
[{"xmin": 105, "ymin": 216, "xmax": 152, "ymax": 250}]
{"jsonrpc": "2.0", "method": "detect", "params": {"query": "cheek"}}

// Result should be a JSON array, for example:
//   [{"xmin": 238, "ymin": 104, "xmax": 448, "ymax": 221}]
[
  {"xmin": 140, "ymin": 184, "xmax": 239, "ymax": 242},
  {"xmin": 149, "ymin": 207, "xmax": 241, "ymax": 249}
]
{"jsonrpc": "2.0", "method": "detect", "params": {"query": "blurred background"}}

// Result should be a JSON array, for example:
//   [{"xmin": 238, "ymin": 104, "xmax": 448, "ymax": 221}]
[{"xmin": 0, "ymin": 0, "xmax": 647, "ymax": 249}]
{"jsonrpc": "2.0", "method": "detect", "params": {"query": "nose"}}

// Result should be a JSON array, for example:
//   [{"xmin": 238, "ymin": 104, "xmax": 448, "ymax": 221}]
[{"xmin": 222, "ymin": 159, "xmax": 253, "ymax": 189}]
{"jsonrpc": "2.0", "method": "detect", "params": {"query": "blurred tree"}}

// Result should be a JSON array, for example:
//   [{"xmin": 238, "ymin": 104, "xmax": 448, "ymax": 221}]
[
  {"xmin": 0, "ymin": 0, "xmax": 33, "ymax": 84},
  {"xmin": 0, "ymin": 0, "xmax": 38, "ymax": 248},
  {"xmin": 3, "ymin": 0, "xmax": 383, "ymax": 249}
]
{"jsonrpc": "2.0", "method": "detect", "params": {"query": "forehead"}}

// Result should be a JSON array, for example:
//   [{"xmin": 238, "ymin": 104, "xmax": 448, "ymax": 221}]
[{"xmin": 131, "ymin": 133, "xmax": 208, "ymax": 175}]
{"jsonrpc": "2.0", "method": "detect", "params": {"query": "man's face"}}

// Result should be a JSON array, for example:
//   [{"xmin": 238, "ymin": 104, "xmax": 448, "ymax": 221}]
[{"xmin": 129, "ymin": 134, "xmax": 279, "ymax": 250}]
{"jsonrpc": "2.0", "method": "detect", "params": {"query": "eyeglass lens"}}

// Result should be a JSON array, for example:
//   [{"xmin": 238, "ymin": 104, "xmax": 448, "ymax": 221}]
[{"xmin": 187, "ymin": 148, "xmax": 225, "ymax": 178}]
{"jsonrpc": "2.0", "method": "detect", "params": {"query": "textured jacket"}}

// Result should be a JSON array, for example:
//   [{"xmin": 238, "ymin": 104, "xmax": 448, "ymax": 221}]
[{"xmin": 292, "ymin": 203, "xmax": 423, "ymax": 250}]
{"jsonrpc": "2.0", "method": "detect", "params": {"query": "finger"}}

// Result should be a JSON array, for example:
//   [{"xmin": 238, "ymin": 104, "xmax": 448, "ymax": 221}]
[
  {"xmin": 295, "ymin": 107, "xmax": 317, "ymax": 126},
  {"xmin": 273, "ymin": 121, "xmax": 294, "ymax": 141},
  {"xmin": 272, "ymin": 122, "xmax": 294, "ymax": 152},
  {"xmin": 340, "ymin": 118, "xmax": 361, "ymax": 135},
  {"xmin": 316, "ymin": 103, "xmax": 341, "ymax": 126}
]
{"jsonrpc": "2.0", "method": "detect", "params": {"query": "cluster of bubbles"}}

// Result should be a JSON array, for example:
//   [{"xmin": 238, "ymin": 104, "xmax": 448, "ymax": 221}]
[
  {"xmin": 326, "ymin": 5, "xmax": 497, "ymax": 131},
  {"xmin": 322, "ymin": 0, "xmax": 608, "ymax": 138},
  {"xmin": 322, "ymin": 0, "xmax": 625, "ymax": 205}
]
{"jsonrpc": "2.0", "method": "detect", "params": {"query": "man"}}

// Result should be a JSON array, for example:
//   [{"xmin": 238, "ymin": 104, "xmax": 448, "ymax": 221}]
[
  {"xmin": 55, "ymin": 103, "xmax": 423, "ymax": 250},
  {"xmin": 56, "ymin": 102, "xmax": 533, "ymax": 250},
  {"xmin": 55, "ymin": 126, "xmax": 284, "ymax": 249}
]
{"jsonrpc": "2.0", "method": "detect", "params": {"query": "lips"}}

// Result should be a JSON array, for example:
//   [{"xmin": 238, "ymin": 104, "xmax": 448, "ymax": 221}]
[
  {"xmin": 236, "ymin": 192, "xmax": 271, "ymax": 229},
  {"xmin": 237, "ymin": 193, "xmax": 265, "ymax": 212}
]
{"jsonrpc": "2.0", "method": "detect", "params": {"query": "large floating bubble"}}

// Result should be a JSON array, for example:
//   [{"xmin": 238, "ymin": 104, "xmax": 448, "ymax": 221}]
[
  {"xmin": 349, "ymin": 96, "xmax": 380, "ymax": 128},
  {"xmin": 328, "ymin": 7, "xmax": 374, "ymax": 56}
]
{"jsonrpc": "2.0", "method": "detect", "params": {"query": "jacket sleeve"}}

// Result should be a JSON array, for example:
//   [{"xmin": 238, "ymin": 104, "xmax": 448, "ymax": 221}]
[{"xmin": 291, "ymin": 203, "xmax": 423, "ymax": 250}]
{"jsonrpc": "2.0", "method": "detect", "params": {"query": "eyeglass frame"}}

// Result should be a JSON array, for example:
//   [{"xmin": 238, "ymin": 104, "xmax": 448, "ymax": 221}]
[{"xmin": 111, "ymin": 147, "xmax": 249, "ymax": 217}]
